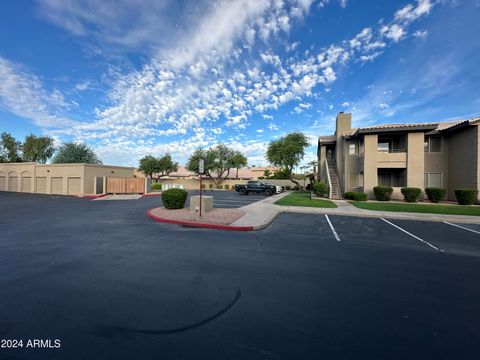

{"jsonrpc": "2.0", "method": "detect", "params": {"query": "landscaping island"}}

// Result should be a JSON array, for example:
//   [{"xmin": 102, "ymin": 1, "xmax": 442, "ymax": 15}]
[
  {"xmin": 274, "ymin": 191, "xmax": 337, "ymax": 208},
  {"xmin": 149, "ymin": 207, "xmax": 245, "ymax": 225},
  {"xmin": 350, "ymin": 201, "xmax": 480, "ymax": 216}
]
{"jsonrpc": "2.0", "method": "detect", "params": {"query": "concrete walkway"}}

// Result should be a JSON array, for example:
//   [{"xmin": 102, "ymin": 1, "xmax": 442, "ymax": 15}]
[{"xmin": 231, "ymin": 192, "xmax": 480, "ymax": 229}]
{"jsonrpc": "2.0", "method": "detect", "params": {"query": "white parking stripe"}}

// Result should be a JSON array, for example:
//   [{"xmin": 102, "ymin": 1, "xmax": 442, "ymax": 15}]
[
  {"xmin": 381, "ymin": 218, "xmax": 442, "ymax": 252},
  {"xmin": 443, "ymin": 221, "xmax": 480, "ymax": 235},
  {"xmin": 325, "ymin": 215, "xmax": 341, "ymax": 242}
]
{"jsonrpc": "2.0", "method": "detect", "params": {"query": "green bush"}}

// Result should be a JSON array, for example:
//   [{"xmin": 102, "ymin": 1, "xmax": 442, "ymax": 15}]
[
  {"xmin": 373, "ymin": 186, "xmax": 393, "ymax": 201},
  {"xmin": 312, "ymin": 182, "xmax": 329, "ymax": 196},
  {"xmin": 161, "ymin": 188, "xmax": 188, "ymax": 209},
  {"xmin": 271, "ymin": 168, "xmax": 290, "ymax": 179},
  {"xmin": 401, "ymin": 187, "xmax": 422, "ymax": 202},
  {"xmin": 224, "ymin": 184, "xmax": 230, "ymax": 190},
  {"xmin": 455, "ymin": 188, "xmax": 478, "ymax": 205},
  {"xmin": 208, "ymin": 184, "xmax": 214, "ymax": 189},
  {"xmin": 425, "ymin": 187, "xmax": 446, "ymax": 203},
  {"xmin": 151, "ymin": 183, "xmax": 162, "ymax": 190},
  {"xmin": 201, "ymin": 184, "xmax": 206, "ymax": 189},
  {"xmin": 293, "ymin": 186, "xmax": 300, "ymax": 191},
  {"xmin": 216, "ymin": 184, "xmax": 223, "ymax": 189},
  {"xmin": 285, "ymin": 185, "xmax": 291, "ymax": 190},
  {"xmin": 345, "ymin": 191, "xmax": 368, "ymax": 201}
]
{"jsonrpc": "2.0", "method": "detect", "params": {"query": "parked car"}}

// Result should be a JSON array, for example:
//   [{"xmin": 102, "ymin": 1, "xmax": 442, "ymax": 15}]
[{"xmin": 234, "ymin": 181, "xmax": 283, "ymax": 196}]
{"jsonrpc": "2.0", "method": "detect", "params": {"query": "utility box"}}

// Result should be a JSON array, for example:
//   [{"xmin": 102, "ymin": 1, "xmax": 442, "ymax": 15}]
[{"xmin": 189, "ymin": 195, "xmax": 213, "ymax": 213}]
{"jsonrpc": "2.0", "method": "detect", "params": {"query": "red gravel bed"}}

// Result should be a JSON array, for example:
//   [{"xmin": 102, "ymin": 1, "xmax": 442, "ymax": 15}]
[{"xmin": 150, "ymin": 207, "xmax": 245, "ymax": 225}]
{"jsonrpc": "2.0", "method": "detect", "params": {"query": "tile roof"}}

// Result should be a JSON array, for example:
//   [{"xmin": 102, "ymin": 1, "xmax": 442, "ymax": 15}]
[{"xmin": 318, "ymin": 135, "xmax": 336, "ymax": 143}]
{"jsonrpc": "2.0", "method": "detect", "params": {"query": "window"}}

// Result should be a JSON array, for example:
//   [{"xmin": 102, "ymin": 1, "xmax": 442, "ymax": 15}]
[
  {"xmin": 424, "ymin": 136, "xmax": 443, "ymax": 153},
  {"xmin": 424, "ymin": 172, "xmax": 443, "ymax": 187},
  {"xmin": 377, "ymin": 141, "xmax": 390, "ymax": 152},
  {"xmin": 378, "ymin": 172, "xmax": 392, "ymax": 186},
  {"xmin": 348, "ymin": 142, "xmax": 358, "ymax": 155},
  {"xmin": 349, "ymin": 172, "xmax": 359, "ymax": 187}
]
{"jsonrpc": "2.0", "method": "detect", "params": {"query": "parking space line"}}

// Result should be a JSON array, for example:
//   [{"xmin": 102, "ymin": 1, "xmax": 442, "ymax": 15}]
[
  {"xmin": 381, "ymin": 218, "xmax": 442, "ymax": 252},
  {"xmin": 325, "ymin": 215, "xmax": 341, "ymax": 242},
  {"xmin": 443, "ymin": 221, "xmax": 480, "ymax": 235}
]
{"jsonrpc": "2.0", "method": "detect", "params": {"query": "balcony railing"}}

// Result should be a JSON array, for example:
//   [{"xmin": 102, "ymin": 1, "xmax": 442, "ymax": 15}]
[{"xmin": 377, "ymin": 148, "xmax": 407, "ymax": 153}]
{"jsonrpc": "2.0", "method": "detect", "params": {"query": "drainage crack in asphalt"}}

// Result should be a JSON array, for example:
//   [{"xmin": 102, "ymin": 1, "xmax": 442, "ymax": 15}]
[{"xmin": 92, "ymin": 288, "xmax": 242, "ymax": 337}]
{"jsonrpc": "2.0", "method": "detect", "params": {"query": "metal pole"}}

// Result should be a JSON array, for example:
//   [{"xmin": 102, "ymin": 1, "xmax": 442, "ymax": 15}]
[{"xmin": 199, "ymin": 173, "xmax": 202, "ymax": 217}]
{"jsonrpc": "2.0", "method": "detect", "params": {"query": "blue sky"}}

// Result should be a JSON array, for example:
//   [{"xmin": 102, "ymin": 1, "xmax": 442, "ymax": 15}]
[{"xmin": 0, "ymin": 0, "xmax": 479, "ymax": 166}]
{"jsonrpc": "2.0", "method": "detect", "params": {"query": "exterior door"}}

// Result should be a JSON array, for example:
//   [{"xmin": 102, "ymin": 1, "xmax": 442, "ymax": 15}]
[{"xmin": 327, "ymin": 149, "xmax": 335, "ymax": 162}]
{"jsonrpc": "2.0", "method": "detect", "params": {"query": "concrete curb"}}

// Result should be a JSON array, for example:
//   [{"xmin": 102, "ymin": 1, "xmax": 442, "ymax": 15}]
[
  {"xmin": 143, "ymin": 192, "xmax": 162, "ymax": 197},
  {"xmin": 146, "ymin": 209, "xmax": 254, "ymax": 231},
  {"xmin": 252, "ymin": 206, "xmax": 480, "ymax": 227},
  {"xmin": 80, "ymin": 193, "xmax": 108, "ymax": 199}
]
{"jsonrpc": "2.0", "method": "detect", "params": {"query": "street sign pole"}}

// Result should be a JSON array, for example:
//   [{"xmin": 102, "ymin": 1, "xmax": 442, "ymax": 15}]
[{"xmin": 199, "ymin": 159, "xmax": 204, "ymax": 217}]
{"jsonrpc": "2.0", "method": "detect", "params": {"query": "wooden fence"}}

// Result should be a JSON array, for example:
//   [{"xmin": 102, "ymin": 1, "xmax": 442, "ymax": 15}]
[{"xmin": 106, "ymin": 177, "xmax": 145, "ymax": 194}]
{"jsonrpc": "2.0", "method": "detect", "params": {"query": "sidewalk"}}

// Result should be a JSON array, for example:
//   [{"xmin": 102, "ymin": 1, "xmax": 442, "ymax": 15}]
[{"xmin": 231, "ymin": 193, "xmax": 480, "ymax": 229}]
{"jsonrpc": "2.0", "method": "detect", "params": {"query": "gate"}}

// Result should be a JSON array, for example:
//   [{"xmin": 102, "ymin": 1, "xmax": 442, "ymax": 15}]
[{"xmin": 106, "ymin": 177, "xmax": 145, "ymax": 194}]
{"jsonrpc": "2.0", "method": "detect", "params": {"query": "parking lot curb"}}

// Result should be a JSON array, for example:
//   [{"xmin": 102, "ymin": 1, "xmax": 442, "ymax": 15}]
[
  {"xmin": 146, "ymin": 209, "xmax": 254, "ymax": 231},
  {"xmin": 143, "ymin": 192, "xmax": 162, "ymax": 197},
  {"xmin": 80, "ymin": 193, "xmax": 108, "ymax": 199}
]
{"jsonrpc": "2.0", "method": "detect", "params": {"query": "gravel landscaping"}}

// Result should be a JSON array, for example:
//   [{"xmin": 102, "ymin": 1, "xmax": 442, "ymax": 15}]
[{"xmin": 150, "ymin": 207, "xmax": 246, "ymax": 225}]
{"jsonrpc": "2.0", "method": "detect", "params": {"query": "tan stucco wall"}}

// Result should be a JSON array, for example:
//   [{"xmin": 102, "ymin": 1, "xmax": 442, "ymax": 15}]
[
  {"xmin": 0, "ymin": 163, "xmax": 134, "ymax": 195},
  {"xmin": 362, "ymin": 134, "xmax": 378, "ymax": 198},
  {"xmin": 447, "ymin": 127, "xmax": 479, "ymax": 200},
  {"xmin": 406, "ymin": 132, "xmax": 425, "ymax": 189}
]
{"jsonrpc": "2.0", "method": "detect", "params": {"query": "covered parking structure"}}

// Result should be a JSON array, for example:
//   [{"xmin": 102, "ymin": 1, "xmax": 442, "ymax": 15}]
[{"xmin": 0, "ymin": 163, "xmax": 136, "ymax": 196}]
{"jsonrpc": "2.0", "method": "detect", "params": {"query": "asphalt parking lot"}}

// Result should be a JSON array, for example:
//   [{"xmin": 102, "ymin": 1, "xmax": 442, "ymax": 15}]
[
  {"xmin": 187, "ymin": 189, "xmax": 268, "ymax": 208},
  {"xmin": 1, "ymin": 191, "xmax": 480, "ymax": 360}
]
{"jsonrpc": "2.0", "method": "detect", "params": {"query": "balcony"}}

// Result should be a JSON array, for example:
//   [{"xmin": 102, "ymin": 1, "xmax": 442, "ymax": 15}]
[{"xmin": 377, "ymin": 149, "xmax": 407, "ymax": 168}]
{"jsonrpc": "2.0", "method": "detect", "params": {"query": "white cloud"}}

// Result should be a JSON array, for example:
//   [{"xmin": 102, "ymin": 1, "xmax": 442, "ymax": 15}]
[
  {"xmin": 413, "ymin": 29, "xmax": 428, "ymax": 39},
  {"xmin": 22, "ymin": 0, "xmax": 437, "ymax": 166},
  {"xmin": 0, "ymin": 56, "xmax": 75, "ymax": 128}
]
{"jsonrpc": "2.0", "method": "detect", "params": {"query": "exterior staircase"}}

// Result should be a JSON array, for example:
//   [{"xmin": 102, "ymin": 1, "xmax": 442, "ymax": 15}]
[{"xmin": 328, "ymin": 163, "xmax": 343, "ymax": 200}]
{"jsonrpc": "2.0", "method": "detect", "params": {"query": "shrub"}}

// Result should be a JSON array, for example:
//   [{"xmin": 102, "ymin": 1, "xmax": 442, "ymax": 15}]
[
  {"xmin": 201, "ymin": 184, "xmax": 206, "ymax": 189},
  {"xmin": 208, "ymin": 184, "xmax": 214, "ymax": 189},
  {"xmin": 293, "ymin": 186, "xmax": 300, "ymax": 191},
  {"xmin": 345, "ymin": 191, "xmax": 368, "ymax": 201},
  {"xmin": 401, "ymin": 187, "xmax": 422, "ymax": 203},
  {"xmin": 285, "ymin": 185, "xmax": 291, "ymax": 190},
  {"xmin": 161, "ymin": 188, "xmax": 188, "ymax": 209},
  {"xmin": 224, "ymin": 184, "xmax": 230, "ymax": 190},
  {"xmin": 216, "ymin": 184, "xmax": 223, "ymax": 189},
  {"xmin": 455, "ymin": 188, "xmax": 478, "ymax": 205},
  {"xmin": 151, "ymin": 183, "xmax": 162, "ymax": 190},
  {"xmin": 312, "ymin": 182, "xmax": 329, "ymax": 196},
  {"xmin": 425, "ymin": 187, "xmax": 446, "ymax": 203},
  {"xmin": 373, "ymin": 186, "xmax": 393, "ymax": 201}
]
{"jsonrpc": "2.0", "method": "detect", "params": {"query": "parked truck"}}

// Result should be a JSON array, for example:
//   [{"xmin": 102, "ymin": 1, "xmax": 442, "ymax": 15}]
[{"xmin": 234, "ymin": 181, "xmax": 283, "ymax": 196}]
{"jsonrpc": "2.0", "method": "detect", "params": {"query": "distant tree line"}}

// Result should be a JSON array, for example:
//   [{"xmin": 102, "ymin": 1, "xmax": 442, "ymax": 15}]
[
  {"xmin": 138, "ymin": 132, "xmax": 310, "ymax": 186},
  {"xmin": 0, "ymin": 132, "xmax": 101, "ymax": 164},
  {"xmin": 2, "ymin": 129, "xmax": 312, "ymax": 186}
]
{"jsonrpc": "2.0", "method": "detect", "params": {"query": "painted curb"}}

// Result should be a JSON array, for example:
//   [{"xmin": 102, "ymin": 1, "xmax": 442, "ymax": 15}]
[
  {"xmin": 143, "ymin": 192, "xmax": 162, "ymax": 197},
  {"xmin": 80, "ymin": 193, "xmax": 108, "ymax": 199},
  {"xmin": 147, "ymin": 209, "xmax": 254, "ymax": 231}
]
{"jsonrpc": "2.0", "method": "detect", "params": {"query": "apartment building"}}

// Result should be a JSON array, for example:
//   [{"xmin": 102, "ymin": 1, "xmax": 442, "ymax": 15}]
[{"xmin": 317, "ymin": 112, "xmax": 480, "ymax": 201}]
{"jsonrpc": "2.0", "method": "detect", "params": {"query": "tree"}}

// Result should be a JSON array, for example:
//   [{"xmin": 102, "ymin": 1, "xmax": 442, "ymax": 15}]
[
  {"xmin": 230, "ymin": 151, "xmax": 248, "ymax": 179},
  {"xmin": 22, "ymin": 135, "xmax": 55, "ymax": 163},
  {"xmin": 52, "ymin": 142, "xmax": 102, "ymax": 164},
  {"xmin": 186, "ymin": 145, "xmax": 248, "ymax": 185},
  {"xmin": 138, "ymin": 155, "xmax": 161, "ymax": 179},
  {"xmin": 263, "ymin": 169, "xmax": 272, "ymax": 179},
  {"xmin": 0, "ymin": 132, "xmax": 22, "ymax": 163},
  {"xmin": 266, "ymin": 132, "xmax": 309, "ymax": 186},
  {"xmin": 156, "ymin": 154, "xmax": 178, "ymax": 181}
]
